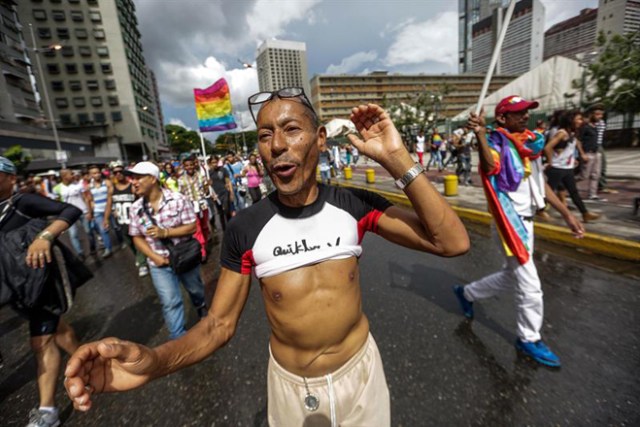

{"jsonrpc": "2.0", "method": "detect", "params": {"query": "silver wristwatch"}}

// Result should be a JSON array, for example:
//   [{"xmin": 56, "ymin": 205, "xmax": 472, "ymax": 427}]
[{"xmin": 394, "ymin": 163, "xmax": 425, "ymax": 190}]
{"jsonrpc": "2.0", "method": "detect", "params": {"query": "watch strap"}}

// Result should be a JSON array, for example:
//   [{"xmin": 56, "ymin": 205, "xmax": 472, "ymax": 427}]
[{"xmin": 395, "ymin": 163, "xmax": 425, "ymax": 190}]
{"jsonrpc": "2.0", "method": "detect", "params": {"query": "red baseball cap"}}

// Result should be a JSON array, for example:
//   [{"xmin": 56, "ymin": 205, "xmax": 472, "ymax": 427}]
[{"xmin": 495, "ymin": 95, "xmax": 539, "ymax": 115}]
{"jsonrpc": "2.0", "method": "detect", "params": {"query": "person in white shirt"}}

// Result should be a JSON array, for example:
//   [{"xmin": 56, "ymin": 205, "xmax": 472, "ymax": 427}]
[
  {"xmin": 55, "ymin": 169, "xmax": 95, "ymax": 260},
  {"xmin": 415, "ymin": 131, "xmax": 425, "ymax": 165}
]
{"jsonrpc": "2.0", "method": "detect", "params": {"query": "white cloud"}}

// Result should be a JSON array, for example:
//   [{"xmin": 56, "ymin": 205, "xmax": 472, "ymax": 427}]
[
  {"xmin": 168, "ymin": 118, "xmax": 191, "ymax": 130},
  {"xmin": 325, "ymin": 50, "xmax": 378, "ymax": 74},
  {"xmin": 384, "ymin": 11, "xmax": 458, "ymax": 71},
  {"xmin": 247, "ymin": 0, "xmax": 322, "ymax": 42},
  {"xmin": 541, "ymin": 0, "xmax": 598, "ymax": 30}
]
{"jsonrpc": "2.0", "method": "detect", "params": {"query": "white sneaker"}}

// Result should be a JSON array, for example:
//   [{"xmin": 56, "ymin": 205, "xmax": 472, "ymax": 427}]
[
  {"xmin": 26, "ymin": 408, "xmax": 60, "ymax": 427},
  {"xmin": 138, "ymin": 265, "xmax": 149, "ymax": 277}
]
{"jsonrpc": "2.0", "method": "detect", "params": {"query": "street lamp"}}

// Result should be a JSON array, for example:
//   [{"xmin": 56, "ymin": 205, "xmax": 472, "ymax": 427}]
[{"xmin": 28, "ymin": 23, "xmax": 66, "ymax": 168}]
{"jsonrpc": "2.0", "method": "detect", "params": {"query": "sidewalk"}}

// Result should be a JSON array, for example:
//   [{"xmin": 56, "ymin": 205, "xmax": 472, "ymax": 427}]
[{"xmin": 332, "ymin": 151, "xmax": 640, "ymax": 262}]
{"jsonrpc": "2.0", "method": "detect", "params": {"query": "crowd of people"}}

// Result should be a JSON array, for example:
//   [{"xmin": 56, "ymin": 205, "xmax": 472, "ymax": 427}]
[{"xmin": 0, "ymin": 87, "xmax": 613, "ymax": 426}]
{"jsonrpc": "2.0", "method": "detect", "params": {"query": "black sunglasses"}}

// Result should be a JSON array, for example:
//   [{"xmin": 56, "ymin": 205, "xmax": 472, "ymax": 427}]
[{"xmin": 247, "ymin": 87, "xmax": 317, "ymax": 125}]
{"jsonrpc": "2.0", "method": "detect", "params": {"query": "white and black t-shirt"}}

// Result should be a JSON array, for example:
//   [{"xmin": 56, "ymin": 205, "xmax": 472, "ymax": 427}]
[{"xmin": 221, "ymin": 185, "xmax": 392, "ymax": 279}]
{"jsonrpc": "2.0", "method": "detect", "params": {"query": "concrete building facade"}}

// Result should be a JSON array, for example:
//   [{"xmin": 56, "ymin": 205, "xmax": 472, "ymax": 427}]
[
  {"xmin": 458, "ymin": 0, "xmax": 509, "ymax": 73},
  {"xmin": 310, "ymin": 72, "xmax": 514, "ymax": 122},
  {"xmin": 471, "ymin": 0, "xmax": 545, "ymax": 75},
  {"xmin": 256, "ymin": 39, "xmax": 310, "ymax": 96},
  {"xmin": 17, "ymin": 0, "xmax": 165, "ymax": 162},
  {"xmin": 544, "ymin": 8, "xmax": 598, "ymax": 61},
  {"xmin": 597, "ymin": 0, "xmax": 640, "ymax": 40}
]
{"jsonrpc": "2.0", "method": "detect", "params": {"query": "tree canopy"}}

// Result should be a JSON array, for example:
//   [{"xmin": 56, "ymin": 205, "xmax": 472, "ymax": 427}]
[
  {"xmin": 3, "ymin": 145, "xmax": 31, "ymax": 175},
  {"xmin": 164, "ymin": 124, "xmax": 214, "ymax": 155}
]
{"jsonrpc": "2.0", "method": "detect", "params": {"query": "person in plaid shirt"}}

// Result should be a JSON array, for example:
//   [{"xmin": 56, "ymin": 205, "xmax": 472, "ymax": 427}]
[
  {"xmin": 178, "ymin": 155, "xmax": 210, "ymax": 260},
  {"xmin": 127, "ymin": 162, "xmax": 207, "ymax": 340}
]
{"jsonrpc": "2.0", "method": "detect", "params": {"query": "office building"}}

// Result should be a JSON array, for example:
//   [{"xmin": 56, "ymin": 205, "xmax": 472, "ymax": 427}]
[
  {"xmin": 0, "ymin": 0, "xmax": 40, "ymax": 124},
  {"xmin": 597, "ymin": 0, "xmax": 640, "ymax": 41},
  {"xmin": 147, "ymin": 67, "xmax": 169, "ymax": 157},
  {"xmin": 256, "ymin": 39, "xmax": 310, "ymax": 95},
  {"xmin": 544, "ymin": 8, "xmax": 598, "ymax": 61},
  {"xmin": 310, "ymin": 72, "xmax": 514, "ymax": 122},
  {"xmin": 471, "ymin": 0, "xmax": 545, "ymax": 75},
  {"xmin": 17, "ymin": 0, "xmax": 165, "ymax": 161},
  {"xmin": 459, "ymin": 0, "xmax": 509, "ymax": 73}
]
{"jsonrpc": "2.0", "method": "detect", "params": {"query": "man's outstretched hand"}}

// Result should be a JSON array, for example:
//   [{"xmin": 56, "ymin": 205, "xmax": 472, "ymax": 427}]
[
  {"xmin": 348, "ymin": 104, "xmax": 413, "ymax": 177},
  {"xmin": 65, "ymin": 338, "xmax": 158, "ymax": 411}
]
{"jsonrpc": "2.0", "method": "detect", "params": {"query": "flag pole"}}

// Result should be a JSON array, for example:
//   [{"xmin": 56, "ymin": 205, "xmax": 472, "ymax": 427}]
[
  {"xmin": 199, "ymin": 131, "xmax": 210, "ymax": 175},
  {"xmin": 475, "ymin": 0, "xmax": 517, "ymax": 115}
]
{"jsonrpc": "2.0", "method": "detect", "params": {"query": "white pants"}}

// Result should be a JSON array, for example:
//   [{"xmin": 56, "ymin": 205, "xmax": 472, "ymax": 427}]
[{"xmin": 464, "ymin": 219, "xmax": 543, "ymax": 342}]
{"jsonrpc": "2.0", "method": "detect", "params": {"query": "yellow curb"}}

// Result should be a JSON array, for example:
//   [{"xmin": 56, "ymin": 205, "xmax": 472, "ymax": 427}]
[{"xmin": 334, "ymin": 180, "xmax": 640, "ymax": 262}]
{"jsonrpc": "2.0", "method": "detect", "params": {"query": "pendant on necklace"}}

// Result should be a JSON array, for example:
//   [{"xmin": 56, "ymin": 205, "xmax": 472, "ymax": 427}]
[{"xmin": 304, "ymin": 392, "xmax": 320, "ymax": 412}]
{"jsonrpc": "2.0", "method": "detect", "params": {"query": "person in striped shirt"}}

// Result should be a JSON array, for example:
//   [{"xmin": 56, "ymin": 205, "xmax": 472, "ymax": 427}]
[{"xmin": 88, "ymin": 165, "xmax": 114, "ymax": 258}]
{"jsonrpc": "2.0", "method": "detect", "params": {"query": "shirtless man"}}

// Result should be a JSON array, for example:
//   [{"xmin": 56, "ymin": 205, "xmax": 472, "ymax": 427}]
[{"xmin": 64, "ymin": 89, "xmax": 469, "ymax": 426}]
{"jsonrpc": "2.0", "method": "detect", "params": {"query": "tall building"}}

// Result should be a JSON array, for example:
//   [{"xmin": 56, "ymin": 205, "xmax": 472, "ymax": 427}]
[
  {"xmin": 597, "ymin": 0, "xmax": 640, "ymax": 41},
  {"xmin": 0, "ymin": 0, "xmax": 41, "ymax": 124},
  {"xmin": 147, "ymin": 67, "xmax": 169, "ymax": 157},
  {"xmin": 544, "ymin": 8, "xmax": 598, "ymax": 62},
  {"xmin": 17, "ymin": 0, "xmax": 165, "ymax": 161},
  {"xmin": 458, "ymin": 0, "xmax": 509, "ymax": 73},
  {"xmin": 471, "ymin": 0, "xmax": 545, "ymax": 75},
  {"xmin": 310, "ymin": 72, "xmax": 515, "ymax": 122},
  {"xmin": 256, "ymin": 39, "xmax": 310, "ymax": 95}
]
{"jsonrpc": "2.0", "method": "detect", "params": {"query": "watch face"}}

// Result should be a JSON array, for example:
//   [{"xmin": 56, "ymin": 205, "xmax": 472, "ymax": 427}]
[{"xmin": 304, "ymin": 394, "xmax": 320, "ymax": 412}]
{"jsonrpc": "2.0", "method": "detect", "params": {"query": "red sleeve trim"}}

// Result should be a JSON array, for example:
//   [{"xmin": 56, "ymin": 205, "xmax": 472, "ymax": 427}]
[
  {"xmin": 240, "ymin": 249, "xmax": 255, "ymax": 275},
  {"xmin": 357, "ymin": 209, "xmax": 384, "ymax": 244}
]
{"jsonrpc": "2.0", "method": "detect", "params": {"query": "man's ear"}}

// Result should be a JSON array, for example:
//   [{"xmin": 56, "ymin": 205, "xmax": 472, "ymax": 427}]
[
  {"xmin": 317, "ymin": 126, "xmax": 327, "ymax": 150},
  {"xmin": 495, "ymin": 114, "xmax": 506, "ymax": 126}
]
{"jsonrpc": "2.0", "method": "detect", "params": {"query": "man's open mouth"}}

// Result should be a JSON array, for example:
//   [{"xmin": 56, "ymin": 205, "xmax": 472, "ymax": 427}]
[{"xmin": 272, "ymin": 162, "xmax": 297, "ymax": 178}]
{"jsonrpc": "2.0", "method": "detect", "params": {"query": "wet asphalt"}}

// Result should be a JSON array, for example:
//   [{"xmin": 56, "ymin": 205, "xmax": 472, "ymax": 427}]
[{"xmin": 0, "ymin": 223, "xmax": 638, "ymax": 426}]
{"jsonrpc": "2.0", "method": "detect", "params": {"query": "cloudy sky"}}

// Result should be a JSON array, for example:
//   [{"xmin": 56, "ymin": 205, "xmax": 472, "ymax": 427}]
[{"xmin": 134, "ymin": 0, "xmax": 596, "ymax": 132}]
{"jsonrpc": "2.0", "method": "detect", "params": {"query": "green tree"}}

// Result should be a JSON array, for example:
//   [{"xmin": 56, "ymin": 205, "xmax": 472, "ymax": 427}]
[
  {"xmin": 573, "ymin": 31, "xmax": 640, "ymax": 113},
  {"xmin": 214, "ymin": 130, "xmax": 258, "ymax": 155},
  {"xmin": 165, "ymin": 124, "xmax": 214, "ymax": 155},
  {"xmin": 3, "ymin": 145, "xmax": 31, "ymax": 175}
]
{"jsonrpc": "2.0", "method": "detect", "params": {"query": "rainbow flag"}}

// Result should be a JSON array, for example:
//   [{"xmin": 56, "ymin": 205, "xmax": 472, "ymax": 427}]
[{"xmin": 193, "ymin": 78, "xmax": 237, "ymax": 132}]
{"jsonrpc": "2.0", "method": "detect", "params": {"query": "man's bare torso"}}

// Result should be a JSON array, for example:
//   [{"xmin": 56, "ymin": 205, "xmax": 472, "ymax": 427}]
[{"xmin": 260, "ymin": 257, "xmax": 368, "ymax": 377}]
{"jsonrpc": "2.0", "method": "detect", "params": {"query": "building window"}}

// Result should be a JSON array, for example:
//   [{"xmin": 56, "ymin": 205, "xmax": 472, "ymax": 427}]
[
  {"xmin": 104, "ymin": 79, "xmax": 116, "ymax": 90},
  {"xmin": 78, "ymin": 113, "xmax": 90, "ymax": 124},
  {"xmin": 60, "ymin": 114, "xmax": 72, "ymax": 125},
  {"xmin": 94, "ymin": 112, "xmax": 106, "ymax": 123},
  {"xmin": 43, "ymin": 46, "xmax": 56, "ymax": 57},
  {"xmin": 83, "ymin": 63, "xmax": 95, "ymax": 74},
  {"xmin": 73, "ymin": 97, "xmax": 86, "ymax": 107},
  {"xmin": 55, "ymin": 98, "xmax": 69, "ymax": 108},
  {"xmin": 111, "ymin": 111, "xmax": 122, "ymax": 122},
  {"xmin": 37, "ymin": 28, "xmax": 51, "ymax": 39},
  {"xmin": 78, "ymin": 46, "xmax": 91, "ymax": 56},
  {"xmin": 65, "ymin": 63, "xmax": 78, "ymax": 74},
  {"xmin": 33, "ymin": 10, "xmax": 47, "ymax": 20},
  {"xmin": 100, "ymin": 62, "xmax": 112, "ymax": 73},
  {"xmin": 96, "ymin": 46, "xmax": 109, "ymax": 57},
  {"xmin": 90, "ymin": 96, "xmax": 102, "ymax": 107},
  {"xmin": 69, "ymin": 0, "xmax": 80, "ymax": 3},
  {"xmin": 87, "ymin": 0, "xmax": 99, "ymax": 4},
  {"xmin": 61, "ymin": 46, "xmax": 74, "ymax": 57},
  {"xmin": 69, "ymin": 80, "xmax": 81, "ymax": 91},
  {"xmin": 87, "ymin": 80, "xmax": 99, "ymax": 90},
  {"xmin": 52, "ymin": 10, "xmax": 66, "ymax": 21},
  {"xmin": 47, "ymin": 64, "xmax": 60, "ymax": 74},
  {"xmin": 89, "ymin": 11, "xmax": 101, "ymax": 22},
  {"xmin": 51, "ymin": 81, "xmax": 64, "ymax": 91},
  {"xmin": 56, "ymin": 28, "xmax": 70, "ymax": 39},
  {"xmin": 75, "ymin": 28, "xmax": 88, "ymax": 39},
  {"xmin": 93, "ymin": 29, "xmax": 105, "ymax": 39},
  {"xmin": 108, "ymin": 95, "xmax": 119, "ymax": 106},
  {"xmin": 71, "ymin": 11, "xmax": 83, "ymax": 22}
]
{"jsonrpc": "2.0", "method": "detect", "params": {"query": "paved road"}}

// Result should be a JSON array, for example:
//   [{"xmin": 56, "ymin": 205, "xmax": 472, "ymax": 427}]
[{"xmin": 1, "ymin": 225, "xmax": 638, "ymax": 426}]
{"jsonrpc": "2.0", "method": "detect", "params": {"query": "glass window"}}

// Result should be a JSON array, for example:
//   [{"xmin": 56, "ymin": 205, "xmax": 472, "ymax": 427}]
[
  {"xmin": 43, "ymin": 46, "xmax": 56, "ymax": 57},
  {"xmin": 71, "ymin": 11, "xmax": 83, "ymax": 22},
  {"xmin": 33, "ymin": 10, "xmax": 47, "ymax": 20},
  {"xmin": 69, "ymin": 0, "xmax": 81, "ymax": 3},
  {"xmin": 90, "ymin": 96, "xmax": 102, "ymax": 106},
  {"xmin": 55, "ymin": 98, "xmax": 68, "ymax": 108},
  {"xmin": 46, "ymin": 64, "xmax": 60, "ymax": 74},
  {"xmin": 87, "ymin": 80, "xmax": 99, "ymax": 90},
  {"xmin": 60, "ymin": 114, "xmax": 72, "ymax": 125},
  {"xmin": 73, "ymin": 97, "xmax": 86, "ymax": 107},
  {"xmin": 104, "ymin": 79, "xmax": 116, "ymax": 90},
  {"xmin": 75, "ymin": 28, "xmax": 88, "ymax": 39},
  {"xmin": 96, "ymin": 46, "xmax": 109, "ymax": 57},
  {"xmin": 51, "ymin": 81, "xmax": 64, "ymax": 91},
  {"xmin": 65, "ymin": 63, "xmax": 78, "ymax": 74},
  {"xmin": 37, "ymin": 28, "xmax": 51, "ymax": 39},
  {"xmin": 69, "ymin": 80, "xmax": 82, "ymax": 91},
  {"xmin": 61, "ymin": 46, "xmax": 74, "ymax": 56},
  {"xmin": 57, "ymin": 28, "xmax": 70, "ymax": 39},
  {"xmin": 52, "ymin": 10, "xmax": 66, "ymax": 21},
  {"xmin": 111, "ymin": 111, "xmax": 122, "ymax": 122},
  {"xmin": 93, "ymin": 29, "xmax": 105, "ymax": 39},
  {"xmin": 78, "ymin": 46, "xmax": 91, "ymax": 56},
  {"xmin": 78, "ymin": 113, "xmax": 90, "ymax": 124},
  {"xmin": 83, "ymin": 63, "xmax": 95, "ymax": 74},
  {"xmin": 100, "ymin": 62, "xmax": 112, "ymax": 73},
  {"xmin": 108, "ymin": 95, "xmax": 119, "ymax": 106},
  {"xmin": 89, "ymin": 11, "xmax": 101, "ymax": 22},
  {"xmin": 94, "ymin": 112, "xmax": 106, "ymax": 123},
  {"xmin": 87, "ymin": 0, "xmax": 99, "ymax": 4}
]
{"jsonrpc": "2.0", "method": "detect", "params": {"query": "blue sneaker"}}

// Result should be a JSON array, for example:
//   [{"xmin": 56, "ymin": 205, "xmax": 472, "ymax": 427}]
[
  {"xmin": 453, "ymin": 285, "xmax": 474, "ymax": 319},
  {"xmin": 515, "ymin": 339, "xmax": 561, "ymax": 367}
]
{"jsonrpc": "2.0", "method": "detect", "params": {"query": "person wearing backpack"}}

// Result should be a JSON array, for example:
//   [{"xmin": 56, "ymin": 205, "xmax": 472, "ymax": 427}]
[{"xmin": 0, "ymin": 157, "xmax": 82, "ymax": 427}]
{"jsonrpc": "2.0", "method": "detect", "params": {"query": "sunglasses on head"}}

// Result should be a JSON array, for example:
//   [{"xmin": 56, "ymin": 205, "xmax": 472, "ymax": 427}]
[{"xmin": 247, "ymin": 87, "xmax": 317, "ymax": 125}]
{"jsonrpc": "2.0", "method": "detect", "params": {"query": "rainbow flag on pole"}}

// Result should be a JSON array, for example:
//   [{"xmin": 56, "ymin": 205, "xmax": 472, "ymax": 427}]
[{"xmin": 193, "ymin": 78, "xmax": 237, "ymax": 132}]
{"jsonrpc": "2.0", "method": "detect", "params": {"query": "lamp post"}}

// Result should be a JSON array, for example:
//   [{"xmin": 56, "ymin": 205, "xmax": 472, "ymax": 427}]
[{"xmin": 28, "ymin": 23, "xmax": 66, "ymax": 168}]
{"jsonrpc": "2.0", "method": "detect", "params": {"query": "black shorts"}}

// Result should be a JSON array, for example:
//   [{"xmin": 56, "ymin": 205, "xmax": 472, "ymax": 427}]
[{"xmin": 26, "ymin": 307, "xmax": 60, "ymax": 336}]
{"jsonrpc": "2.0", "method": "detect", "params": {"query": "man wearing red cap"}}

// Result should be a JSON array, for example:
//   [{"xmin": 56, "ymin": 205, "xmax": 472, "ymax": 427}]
[{"xmin": 453, "ymin": 95, "xmax": 585, "ymax": 367}]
